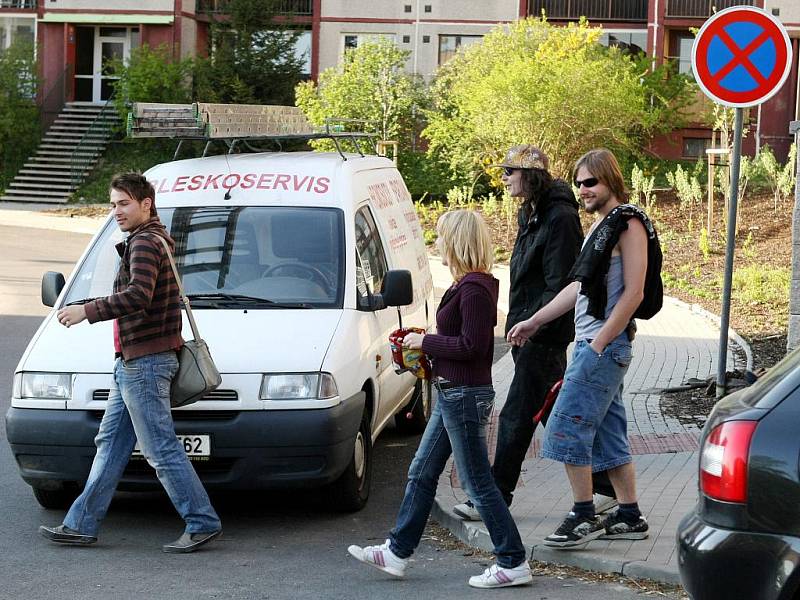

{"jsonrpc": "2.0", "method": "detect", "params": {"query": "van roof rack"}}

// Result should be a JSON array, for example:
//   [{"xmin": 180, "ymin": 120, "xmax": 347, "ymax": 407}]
[{"xmin": 127, "ymin": 102, "xmax": 378, "ymax": 161}]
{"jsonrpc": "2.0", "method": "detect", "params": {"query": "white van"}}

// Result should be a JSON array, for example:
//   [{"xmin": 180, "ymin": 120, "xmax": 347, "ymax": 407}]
[{"xmin": 7, "ymin": 150, "xmax": 435, "ymax": 511}]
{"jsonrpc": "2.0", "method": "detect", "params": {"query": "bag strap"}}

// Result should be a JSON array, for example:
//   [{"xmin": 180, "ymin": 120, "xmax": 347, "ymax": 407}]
[{"xmin": 156, "ymin": 235, "xmax": 201, "ymax": 342}]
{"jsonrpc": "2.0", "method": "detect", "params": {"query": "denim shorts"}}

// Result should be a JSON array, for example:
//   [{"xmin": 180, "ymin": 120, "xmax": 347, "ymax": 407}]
[{"xmin": 540, "ymin": 339, "xmax": 633, "ymax": 471}]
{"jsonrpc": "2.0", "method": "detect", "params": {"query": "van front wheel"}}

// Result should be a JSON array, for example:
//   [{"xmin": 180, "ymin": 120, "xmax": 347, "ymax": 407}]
[
  {"xmin": 395, "ymin": 379, "xmax": 432, "ymax": 435},
  {"xmin": 330, "ymin": 410, "xmax": 372, "ymax": 512},
  {"xmin": 33, "ymin": 486, "xmax": 77, "ymax": 510}
]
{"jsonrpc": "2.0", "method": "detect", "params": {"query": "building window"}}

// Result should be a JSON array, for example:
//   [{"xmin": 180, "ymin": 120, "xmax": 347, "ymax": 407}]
[
  {"xmin": 424, "ymin": 4, "xmax": 431, "ymax": 12},
  {"xmin": 342, "ymin": 33, "xmax": 396, "ymax": 54},
  {"xmin": 669, "ymin": 32, "xmax": 695, "ymax": 77},
  {"xmin": 422, "ymin": 35, "xmax": 430, "ymax": 43},
  {"xmin": 402, "ymin": 35, "xmax": 410, "ymax": 43},
  {"xmin": 598, "ymin": 31, "xmax": 647, "ymax": 56},
  {"xmin": 683, "ymin": 137, "xmax": 710, "ymax": 158},
  {"xmin": 294, "ymin": 30, "xmax": 312, "ymax": 75},
  {"xmin": 404, "ymin": 4, "xmax": 411, "ymax": 12},
  {"xmin": 0, "ymin": 16, "xmax": 35, "ymax": 51},
  {"xmin": 438, "ymin": 34, "xmax": 482, "ymax": 64}
]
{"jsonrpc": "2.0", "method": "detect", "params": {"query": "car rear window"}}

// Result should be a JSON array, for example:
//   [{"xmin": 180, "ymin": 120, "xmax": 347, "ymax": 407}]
[{"xmin": 734, "ymin": 345, "xmax": 800, "ymax": 409}]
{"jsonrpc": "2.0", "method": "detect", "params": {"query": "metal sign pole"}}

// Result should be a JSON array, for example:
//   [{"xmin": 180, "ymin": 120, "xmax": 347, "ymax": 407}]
[{"xmin": 716, "ymin": 107, "xmax": 744, "ymax": 399}]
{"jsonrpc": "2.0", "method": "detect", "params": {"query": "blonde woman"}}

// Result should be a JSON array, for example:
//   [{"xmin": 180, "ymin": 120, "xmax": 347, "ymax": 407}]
[{"xmin": 348, "ymin": 210, "xmax": 532, "ymax": 589}]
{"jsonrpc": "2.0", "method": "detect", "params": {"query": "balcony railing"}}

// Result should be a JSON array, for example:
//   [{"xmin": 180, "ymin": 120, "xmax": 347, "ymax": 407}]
[
  {"xmin": 0, "ymin": 0, "xmax": 36, "ymax": 9},
  {"xmin": 666, "ymin": 0, "xmax": 755, "ymax": 18},
  {"xmin": 197, "ymin": 0, "xmax": 313, "ymax": 15},
  {"xmin": 528, "ymin": 0, "xmax": 648, "ymax": 22}
]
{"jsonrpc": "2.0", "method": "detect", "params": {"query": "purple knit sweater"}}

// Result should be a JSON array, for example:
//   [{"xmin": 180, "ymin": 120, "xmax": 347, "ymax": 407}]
[{"xmin": 421, "ymin": 271, "xmax": 499, "ymax": 386}]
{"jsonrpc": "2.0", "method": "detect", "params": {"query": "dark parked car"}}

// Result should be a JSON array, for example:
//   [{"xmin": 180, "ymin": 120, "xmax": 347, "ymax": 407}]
[{"xmin": 677, "ymin": 347, "xmax": 800, "ymax": 600}]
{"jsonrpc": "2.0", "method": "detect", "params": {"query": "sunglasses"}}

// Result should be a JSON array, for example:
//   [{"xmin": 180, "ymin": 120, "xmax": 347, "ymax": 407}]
[
  {"xmin": 502, "ymin": 167, "xmax": 517, "ymax": 177},
  {"xmin": 574, "ymin": 177, "xmax": 600, "ymax": 188}
]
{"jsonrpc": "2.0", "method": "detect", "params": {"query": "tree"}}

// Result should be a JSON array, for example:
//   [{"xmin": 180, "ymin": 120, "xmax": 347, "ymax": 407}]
[
  {"xmin": 0, "ymin": 39, "xmax": 39, "ymax": 191},
  {"xmin": 196, "ymin": 0, "xmax": 305, "ymax": 105},
  {"xmin": 110, "ymin": 44, "xmax": 194, "ymax": 119},
  {"xmin": 423, "ymin": 17, "xmax": 693, "ymax": 181},
  {"xmin": 295, "ymin": 37, "xmax": 425, "ymax": 146}
]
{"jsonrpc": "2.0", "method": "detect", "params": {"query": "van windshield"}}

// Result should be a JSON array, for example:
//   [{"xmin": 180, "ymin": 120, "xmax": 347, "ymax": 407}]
[{"xmin": 64, "ymin": 206, "xmax": 345, "ymax": 309}]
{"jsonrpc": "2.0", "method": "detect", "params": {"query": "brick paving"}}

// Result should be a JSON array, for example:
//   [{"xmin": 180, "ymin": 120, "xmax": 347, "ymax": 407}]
[{"xmin": 430, "ymin": 265, "xmax": 742, "ymax": 586}]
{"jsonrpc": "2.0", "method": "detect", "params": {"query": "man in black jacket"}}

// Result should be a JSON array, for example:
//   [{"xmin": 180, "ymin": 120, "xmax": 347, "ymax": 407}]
[{"xmin": 454, "ymin": 145, "xmax": 615, "ymax": 520}]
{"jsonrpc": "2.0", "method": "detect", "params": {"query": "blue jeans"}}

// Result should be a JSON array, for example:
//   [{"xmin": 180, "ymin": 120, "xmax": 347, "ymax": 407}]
[
  {"xmin": 389, "ymin": 383, "xmax": 526, "ymax": 569},
  {"xmin": 64, "ymin": 351, "xmax": 221, "ymax": 537},
  {"xmin": 541, "ymin": 339, "xmax": 633, "ymax": 471}
]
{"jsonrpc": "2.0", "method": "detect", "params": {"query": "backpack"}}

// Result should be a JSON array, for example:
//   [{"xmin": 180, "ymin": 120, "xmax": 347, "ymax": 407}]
[{"xmin": 632, "ymin": 220, "xmax": 663, "ymax": 320}]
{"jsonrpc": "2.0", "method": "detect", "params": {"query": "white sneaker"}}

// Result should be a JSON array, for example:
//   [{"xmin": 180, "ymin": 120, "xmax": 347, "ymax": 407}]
[
  {"xmin": 347, "ymin": 539, "xmax": 407, "ymax": 577},
  {"xmin": 468, "ymin": 562, "xmax": 533, "ymax": 588},
  {"xmin": 453, "ymin": 501, "xmax": 482, "ymax": 521},
  {"xmin": 593, "ymin": 493, "xmax": 619, "ymax": 514}
]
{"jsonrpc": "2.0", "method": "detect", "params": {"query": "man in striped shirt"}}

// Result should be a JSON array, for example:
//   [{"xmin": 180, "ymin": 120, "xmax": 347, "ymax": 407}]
[{"xmin": 39, "ymin": 173, "xmax": 222, "ymax": 554}]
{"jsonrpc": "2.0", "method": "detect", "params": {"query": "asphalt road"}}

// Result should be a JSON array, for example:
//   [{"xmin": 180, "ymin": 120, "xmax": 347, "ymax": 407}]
[{"xmin": 0, "ymin": 224, "xmax": 662, "ymax": 600}]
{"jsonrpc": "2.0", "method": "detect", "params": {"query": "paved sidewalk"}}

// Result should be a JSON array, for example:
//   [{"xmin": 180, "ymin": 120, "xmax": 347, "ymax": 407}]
[{"xmin": 429, "ymin": 272, "xmax": 743, "ymax": 586}]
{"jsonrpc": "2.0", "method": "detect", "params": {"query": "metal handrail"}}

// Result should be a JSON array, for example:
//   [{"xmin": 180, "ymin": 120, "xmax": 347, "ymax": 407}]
[
  {"xmin": 665, "ymin": 0, "xmax": 755, "ymax": 17},
  {"xmin": 527, "ymin": 0, "xmax": 648, "ymax": 21},
  {"xmin": 39, "ymin": 64, "xmax": 73, "ymax": 131},
  {"xmin": 70, "ymin": 97, "xmax": 118, "ymax": 189},
  {"xmin": 0, "ymin": 0, "xmax": 36, "ymax": 8},
  {"xmin": 196, "ymin": 0, "xmax": 312, "ymax": 15}
]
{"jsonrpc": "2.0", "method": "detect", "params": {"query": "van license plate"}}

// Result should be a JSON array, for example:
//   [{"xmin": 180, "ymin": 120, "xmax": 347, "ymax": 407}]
[{"xmin": 132, "ymin": 435, "xmax": 211, "ymax": 457}]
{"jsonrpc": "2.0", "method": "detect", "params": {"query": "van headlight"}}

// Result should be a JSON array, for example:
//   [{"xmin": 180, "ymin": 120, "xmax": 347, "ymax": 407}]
[
  {"xmin": 259, "ymin": 373, "xmax": 338, "ymax": 400},
  {"xmin": 16, "ymin": 372, "xmax": 72, "ymax": 400}
]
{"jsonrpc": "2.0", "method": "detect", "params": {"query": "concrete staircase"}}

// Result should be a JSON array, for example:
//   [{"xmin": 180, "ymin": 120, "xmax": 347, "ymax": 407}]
[{"xmin": 1, "ymin": 102, "xmax": 121, "ymax": 204}]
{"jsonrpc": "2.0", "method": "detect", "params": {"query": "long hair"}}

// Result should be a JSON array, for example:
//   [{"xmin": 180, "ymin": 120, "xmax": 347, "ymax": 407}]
[
  {"xmin": 573, "ymin": 148, "xmax": 627, "ymax": 201},
  {"xmin": 519, "ymin": 167, "xmax": 553, "ymax": 218},
  {"xmin": 437, "ymin": 209, "xmax": 494, "ymax": 281},
  {"xmin": 110, "ymin": 172, "xmax": 157, "ymax": 216}
]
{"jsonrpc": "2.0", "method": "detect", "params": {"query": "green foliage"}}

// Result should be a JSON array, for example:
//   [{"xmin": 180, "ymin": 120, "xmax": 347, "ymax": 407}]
[
  {"xmin": 698, "ymin": 226, "xmax": 711, "ymax": 259},
  {"xmin": 422, "ymin": 17, "xmax": 694, "ymax": 182},
  {"xmin": 397, "ymin": 150, "xmax": 461, "ymax": 199},
  {"xmin": 630, "ymin": 164, "xmax": 656, "ymax": 211},
  {"xmin": 109, "ymin": 44, "xmax": 194, "ymax": 120},
  {"xmin": 666, "ymin": 164, "xmax": 702, "ymax": 225},
  {"xmin": 70, "ymin": 139, "xmax": 182, "ymax": 203},
  {"xmin": 196, "ymin": 0, "xmax": 304, "ymax": 105},
  {"xmin": 295, "ymin": 38, "xmax": 425, "ymax": 150},
  {"xmin": 0, "ymin": 39, "xmax": 39, "ymax": 191},
  {"xmin": 756, "ymin": 144, "xmax": 797, "ymax": 210},
  {"xmin": 728, "ymin": 265, "xmax": 789, "ymax": 307}
]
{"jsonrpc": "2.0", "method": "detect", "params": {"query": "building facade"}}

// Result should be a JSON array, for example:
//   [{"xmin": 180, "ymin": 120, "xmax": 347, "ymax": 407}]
[{"xmin": 10, "ymin": 1, "xmax": 799, "ymax": 162}]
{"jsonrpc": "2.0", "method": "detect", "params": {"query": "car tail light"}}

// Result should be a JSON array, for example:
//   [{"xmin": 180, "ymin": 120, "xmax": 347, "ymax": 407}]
[{"xmin": 700, "ymin": 420, "xmax": 757, "ymax": 503}]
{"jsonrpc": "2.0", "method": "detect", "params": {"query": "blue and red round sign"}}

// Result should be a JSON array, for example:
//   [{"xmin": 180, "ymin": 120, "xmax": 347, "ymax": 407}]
[{"xmin": 692, "ymin": 6, "xmax": 793, "ymax": 108}]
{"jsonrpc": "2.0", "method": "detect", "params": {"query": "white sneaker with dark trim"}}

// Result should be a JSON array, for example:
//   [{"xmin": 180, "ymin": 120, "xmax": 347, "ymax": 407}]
[
  {"xmin": 468, "ymin": 562, "xmax": 533, "ymax": 588},
  {"xmin": 347, "ymin": 539, "xmax": 407, "ymax": 577},
  {"xmin": 453, "ymin": 500, "xmax": 482, "ymax": 521}
]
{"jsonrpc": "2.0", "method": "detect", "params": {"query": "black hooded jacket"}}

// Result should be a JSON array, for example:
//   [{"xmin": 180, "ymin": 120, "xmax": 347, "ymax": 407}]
[{"xmin": 506, "ymin": 179, "xmax": 583, "ymax": 345}]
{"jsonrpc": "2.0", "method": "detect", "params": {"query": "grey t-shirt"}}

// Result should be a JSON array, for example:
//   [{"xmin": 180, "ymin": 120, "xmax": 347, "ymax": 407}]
[{"xmin": 574, "ymin": 254, "xmax": 624, "ymax": 342}]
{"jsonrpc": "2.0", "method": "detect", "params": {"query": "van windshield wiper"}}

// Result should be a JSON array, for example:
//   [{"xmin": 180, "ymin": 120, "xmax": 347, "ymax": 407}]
[{"xmin": 185, "ymin": 293, "xmax": 312, "ymax": 309}]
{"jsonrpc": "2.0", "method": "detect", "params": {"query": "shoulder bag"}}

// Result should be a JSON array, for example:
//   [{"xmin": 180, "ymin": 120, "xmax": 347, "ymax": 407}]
[{"xmin": 157, "ymin": 236, "xmax": 222, "ymax": 408}]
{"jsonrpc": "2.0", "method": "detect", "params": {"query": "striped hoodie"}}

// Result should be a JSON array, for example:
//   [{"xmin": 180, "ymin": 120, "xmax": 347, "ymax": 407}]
[{"xmin": 84, "ymin": 217, "xmax": 183, "ymax": 360}]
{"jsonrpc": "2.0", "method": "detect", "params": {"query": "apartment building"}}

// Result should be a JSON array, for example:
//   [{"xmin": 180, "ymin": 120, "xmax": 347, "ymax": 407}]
[
  {"xmin": 0, "ymin": 0, "xmax": 36, "ymax": 51},
  {"xmin": 14, "ymin": 1, "xmax": 798, "ymax": 162}
]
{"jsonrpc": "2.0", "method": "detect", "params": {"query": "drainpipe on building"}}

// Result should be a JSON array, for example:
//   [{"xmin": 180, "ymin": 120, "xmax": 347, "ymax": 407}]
[
  {"xmin": 413, "ymin": 0, "xmax": 422, "ymax": 76},
  {"xmin": 651, "ymin": 0, "xmax": 659, "ymax": 71},
  {"xmin": 756, "ymin": 0, "xmax": 768, "ymax": 154}
]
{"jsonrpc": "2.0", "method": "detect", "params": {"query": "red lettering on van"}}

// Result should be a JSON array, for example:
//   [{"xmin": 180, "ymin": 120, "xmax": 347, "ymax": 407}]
[
  {"xmin": 257, "ymin": 173, "xmax": 274, "ymax": 189},
  {"xmin": 314, "ymin": 177, "xmax": 330, "ymax": 194},
  {"xmin": 223, "ymin": 174, "xmax": 241, "ymax": 189},
  {"xmin": 274, "ymin": 174, "xmax": 291, "ymax": 190},
  {"xmin": 293, "ymin": 175, "xmax": 310, "ymax": 191},
  {"xmin": 187, "ymin": 174, "xmax": 204, "ymax": 191},
  {"xmin": 157, "ymin": 179, "xmax": 170, "ymax": 194},
  {"xmin": 172, "ymin": 176, "xmax": 189, "ymax": 193},
  {"xmin": 204, "ymin": 174, "xmax": 222, "ymax": 190},
  {"xmin": 241, "ymin": 173, "xmax": 257, "ymax": 189}
]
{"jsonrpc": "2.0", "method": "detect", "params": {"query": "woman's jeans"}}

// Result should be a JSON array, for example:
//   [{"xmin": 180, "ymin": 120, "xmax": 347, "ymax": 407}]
[
  {"xmin": 389, "ymin": 383, "xmax": 526, "ymax": 569},
  {"xmin": 64, "ymin": 351, "xmax": 221, "ymax": 537}
]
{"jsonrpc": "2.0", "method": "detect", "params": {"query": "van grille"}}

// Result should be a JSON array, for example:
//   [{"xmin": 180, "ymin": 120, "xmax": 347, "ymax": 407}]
[
  {"xmin": 92, "ymin": 389, "xmax": 238, "ymax": 402},
  {"xmin": 90, "ymin": 410, "xmax": 239, "ymax": 421},
  {"xmin": 124, "ymin": 457, "xmax": 236, "ymax": 476}
]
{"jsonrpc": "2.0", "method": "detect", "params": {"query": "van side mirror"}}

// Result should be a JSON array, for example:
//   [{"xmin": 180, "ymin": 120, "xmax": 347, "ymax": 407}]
[
  {"xmin": 42, "ymin": 272, "xmax": 65, "ymax": 307},
  {"xmin": 381, "ymin": 270, "xmax": 413, "ymax": 307}
]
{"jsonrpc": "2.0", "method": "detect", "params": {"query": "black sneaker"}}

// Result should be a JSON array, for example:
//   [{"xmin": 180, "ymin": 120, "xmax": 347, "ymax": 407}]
[
  {"xmin": 543, "ymin": 512, "xmax": 604, "ymax": 548},
  {"xmin": 600, "ymin": 511, "xmax": 649, "ymax": 540}
]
